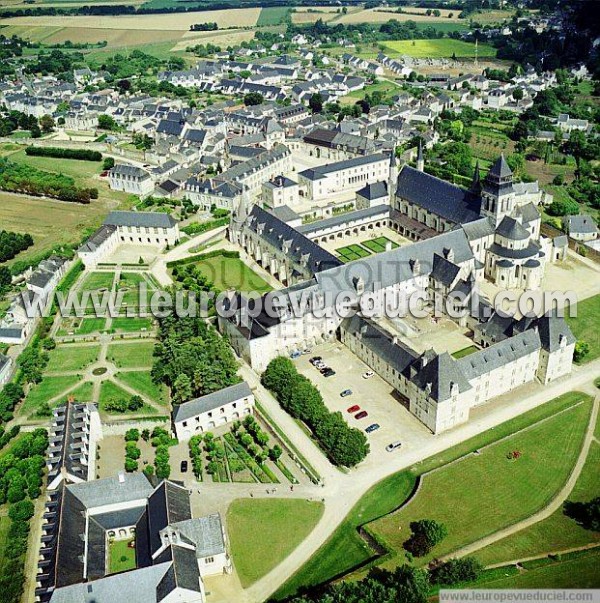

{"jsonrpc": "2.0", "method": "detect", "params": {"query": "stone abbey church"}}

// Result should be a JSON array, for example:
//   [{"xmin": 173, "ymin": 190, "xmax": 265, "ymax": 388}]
[{"xmin": 220, "ymin": 154, "xmax": 574, "ymax": 435}]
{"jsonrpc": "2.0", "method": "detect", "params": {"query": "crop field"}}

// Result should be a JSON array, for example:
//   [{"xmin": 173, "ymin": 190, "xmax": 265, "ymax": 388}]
[
  {"xmin": 257, "ymin": 7, "xmax": 289, "ymax": 26},
  {"xmin": 173, "ymin": 28, "xmax": 255, "ymax": 51},
  {"xmin": 291, "ymin": 7, "xmax": 341, "ymax": 24},
  {"xmin": 2, "ymin": 8, "xmax": 262, "ymax": 33},
  {"xmin": 383, "ymin": 38, "xmax": 496, "ymax": 59},
  {"xmin": 337, "ymin": 7, "xmax": 459, "ymax": 25}
]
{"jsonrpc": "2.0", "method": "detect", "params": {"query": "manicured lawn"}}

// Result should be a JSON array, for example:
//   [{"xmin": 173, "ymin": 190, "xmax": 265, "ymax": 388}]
[
  {"xmin": 566, "ymin": 293, "xmax": 600, "ymax": 363},
  {"xmin": 22, "ymin": 375, "xmax": 81, "ymax": 414},
  {"xmin": 227, "ymin": 498, "xmax": 324, "ymax": 588},
  {"xmin": 336, "ymin": 244, "xmax": 372, "ymax": 262},
  {"xmin": 276, "ymin": 391, "xmax": 592, "ymax": 599},
  {"xmin": 111, "ymin": 317, "xmax": 154, "ymax": 333},
  {"xmin": 117, "ymin": 272, "xmax": 149, "ymax": 288},
  {"xmin": 80, "ymin": 271, "xmax": 115, "ymax": 292},
  {"xmin": 45, "ymin": 344, "xmax": 100, "ymax": 372},
  {"xmin": 478, "ymin": 549, "xmax": 600, "ymax": 588},
  {"xmin": 108, "ymin": 539, "xmax": 136, "ymax": 574},
  {"xmin": 368, "ymin": 399, "xmax": 592, "ymax": 569},
  {"xmin": 115, "ymin": 371, "xmax": 168, "ymax": 406},
  {"xmin": 193, "ymin": 255, "xmax": 272, "ymax": 294},
  {"xmin": 77, "ymin": 317, "xmax": 107, "ymax": 335},
  {"xmin": 362, "ymin": 236, "xmax": 399, "ymax": 253},
  {"xmin": 69, "ymin": 381, "xmax": 95, "ymax": 403},
  {"xmin": 383, "ymin": 38, "xmax": 496, "ymax": 59},
  {"xmin": 107, "ymin": 341, "xmax": 156, "ymax": 368},
  {"xmin": 475, "ymin": 441, "xmax": 600, "ymax": 566},
  {"xmin": 452, "ymin": 345, "xmax": 480, "ymax": 359}
]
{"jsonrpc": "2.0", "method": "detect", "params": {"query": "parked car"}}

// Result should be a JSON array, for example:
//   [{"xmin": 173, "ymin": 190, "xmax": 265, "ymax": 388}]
[
  {"xmin": 180, "ymin": 460, "xmax": 188, "ymax": 472},
  {"xmin": 365, "ymin": 423, "xmax": 380, "ymax": 433},
  {"xmin": 340, "ymin": 389, "xmax": 352, "ymax": 397},
  {"xmin": 362, "ymin": 371, "xmax": 374, "ymax": 379},
  {"xmin": 290, "ymin": 350, "xmax": 301, "ymax": 359},
  {"xmin": 315, "ymin": 361, "xmax": 326, "ymax": 370},
  {"xmin": 385, "ymin": 441, "xmax": 402, "ymax": 452},
  {"xmin": 323, "ymin": 369, "xmax": 336, "ymax": 377},
  {"xmin": 347, "ymin": 404, "xmax": 360, "ymax": 414},
  {"xmin": 309, "ymin": 356, "xmax": 322, "ymax": 365},
  {"xmin": 355, "ymin": 410, "xmax": 368, "ymax": 420},
  {"xmin": 302, "ymin": 348, "xmax": 312, "ymax": 355}
]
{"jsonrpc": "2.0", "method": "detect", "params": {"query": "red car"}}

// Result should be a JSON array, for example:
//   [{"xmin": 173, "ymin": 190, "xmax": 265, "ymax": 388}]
[
  {"xmin": 347, "ymin": 404, "xmax": 360, "ymax": 414},
  {"xmin": 355, "ymin": 410, "xmax": 368, "ymax": 420}
]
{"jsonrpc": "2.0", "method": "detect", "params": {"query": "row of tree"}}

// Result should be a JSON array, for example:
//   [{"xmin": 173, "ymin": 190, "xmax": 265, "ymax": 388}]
[
  {"xmin": 0, "ymin": 159, "xmax": 98, "ymax": 204},
  {"xmin": 25, "ymin": 146, "xmax": 102, "ymax": 162},
  {"xmin": 0, "ymin": 230, "xmax": 33, "ymax": 263},
  {"xmin": 262, "ymin": 357, "xmax": 369, "ymax": 468}
]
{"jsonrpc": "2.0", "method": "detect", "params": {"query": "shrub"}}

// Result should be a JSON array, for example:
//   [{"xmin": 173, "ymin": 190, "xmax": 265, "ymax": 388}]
[
  {"xmin": 25, "ymin": 146, "xmax": 102, "ymax": 161},
  {"xmin": 430, "ymin": 557, "xmax": 483, "ymax": 585},
  {"xmin": 404, "ymin": 519, "xmax": 448, "ymax": 557}
]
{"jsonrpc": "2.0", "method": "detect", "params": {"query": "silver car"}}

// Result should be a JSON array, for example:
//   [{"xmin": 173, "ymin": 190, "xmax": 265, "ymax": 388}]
[{"xmin": 385, "ymin": 441, "xmax": 402, "ymax": 452}]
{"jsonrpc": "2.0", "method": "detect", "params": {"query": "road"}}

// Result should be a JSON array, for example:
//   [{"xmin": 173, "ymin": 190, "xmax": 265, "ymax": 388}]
[{"xmin": 220, "ymin": 358, "xmax": 600, "ymax": 603}]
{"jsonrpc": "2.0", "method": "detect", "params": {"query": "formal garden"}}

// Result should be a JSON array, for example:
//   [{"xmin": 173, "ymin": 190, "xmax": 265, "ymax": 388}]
[{"xmin": 336, "ymin": 237, "xmax": 399, "ymax": 263}]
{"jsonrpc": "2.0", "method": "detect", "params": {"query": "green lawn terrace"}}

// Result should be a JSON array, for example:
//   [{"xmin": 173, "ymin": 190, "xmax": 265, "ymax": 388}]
[
  {"xmin": 336, "ymin": 236, "xmax": 398, "ymax": 262},
  {"xmin": 108, "ymin": 538, "xmax": 136, "ymax": 574}
]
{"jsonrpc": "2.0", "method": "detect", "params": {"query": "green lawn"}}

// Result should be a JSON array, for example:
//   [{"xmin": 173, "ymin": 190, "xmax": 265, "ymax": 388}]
[
  {"xmin": 477, "ymin": 549, "xmax": 600, "ymax": 588},
  {"xmin": 193, "ymin": 255, "xmax": 272, "ymax": 294},
  {"xmin": 566, "ymin": 293, "xmax": 600, "ymax": 363},
  {"xmin": 107, "ymin": 341, "xmax": 156, "ymax": 368},
  {"xmin": 275, "ymin": 391, "xmax": 592, "ymax": 599},
  {"xmin": 362, "ymin": 237, "xmax": 399, "ymax": 253},
  {"xmin": 115, "ymin": 371, "xmax": 168, "ymax": 405},
  {"xmin": 108, "ymin": 539, "xmax": 136, "ymax": 574},
  {"xmin": 22, "ymin": 375, "xmax": 81, "ymax": 414},
  {"xmin": 45, "ymin": 344, "xmax": 100, "ymax": 372},
  {"xmin": 77, "ymin": 317, "xmax": 107, "ymax": 335},
  {"xmin": 0, "ymin": 515, "xmax": 10, "ymax": 576},
  {"xmin": 452, "ymin": 345, "xmax": 480, "ymax": 359},
  {"xmin": 336, "ymin": 244, "xmax": 372, "ymax": 262},
  {"xmin": 111, "ymin": 317, "xmax": 154, "ymax": 333},
  {"xmin": 368, "ymin": 399, "xmax": 592, "ymax": 569},
  {"xmin": 80, "ymin": 271, "xmax": 115, "ymax": 292},
  {"xmin": 69, "ymin": 381, "xmax": 95, "ymax": 403},
  {"xmin": 383, "ymin": 38, "xmax": 496, "ymax": 59},
  {"xmin": 475, "ymin": 440, "xmax": 600, "ymax": 566},
  {"xmin": 227, "ymin": 498, "xmax": 324, "ymax": 588}
]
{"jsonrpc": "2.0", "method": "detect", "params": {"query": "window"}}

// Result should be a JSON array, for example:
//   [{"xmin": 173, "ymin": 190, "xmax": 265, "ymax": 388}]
[
  {"xmin": 182, "ymin": 421, "xmax": 187, "ymax": 427},
  {"xmin": 205, "ymin": 557, "xmax": 214, "ymax": 564}
]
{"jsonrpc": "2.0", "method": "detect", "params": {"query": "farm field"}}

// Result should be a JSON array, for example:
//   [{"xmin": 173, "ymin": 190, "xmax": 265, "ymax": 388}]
[
  {"xmin": 367, "ymin": 398, "xmax": 592, "ymax": 569},
  {"xmin": 291, "ymin": 6, "xmax": 341, "ymax": 24},
  {"xmin": 275, "ymin": 391, "xmax": 591, "ymax": 599},
  {"xmin": 337, "ymin": 7, "xmax": 459, "ymax": 25},
  {"xmin": 227, "ymin": 498, "xmax": 324, "ymax": 588},
  {"xmin": 174, "ymin": 28, "xmax": 255, "ymax": 52},
  {"xmin": 257, "ymin": 7, "xmax": 289, "ymax": 26},
  {"xmin": 383, "ymin": 38, "xmax": 496, "ymax": 59}
]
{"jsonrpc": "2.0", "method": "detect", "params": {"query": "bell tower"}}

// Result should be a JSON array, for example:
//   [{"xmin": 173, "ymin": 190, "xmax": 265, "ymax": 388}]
[{"xmin": 480, "ymin": 155, "xmax": 515, "ymax": 226}]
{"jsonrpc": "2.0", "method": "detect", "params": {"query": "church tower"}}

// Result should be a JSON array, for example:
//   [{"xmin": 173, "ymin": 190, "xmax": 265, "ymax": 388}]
[
  {"xmin": 480, "ymin": 155, "xmax": 515, "ymax": 226},
  {"xmin": 416, "ymin": 140, "xmax": 424, "ymax": 172}
]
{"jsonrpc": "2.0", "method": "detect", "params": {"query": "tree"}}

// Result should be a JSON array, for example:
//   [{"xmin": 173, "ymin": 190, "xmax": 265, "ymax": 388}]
[
  {"xmin": 124, "ymin": 457, "xmax": 138, "ymax": 472},
  {"xmin": 103, "ymin": 156, "xmax": 115, "ymax": 170},
  {"xmin": 128, "ymin": 395, "xmax": 144, "ymax": 411},
  {"xmin": 269, "ymin": 445, "xmax": 282, "ymax": 462},
  {"xmin": 430, "ymin": 557, "xmax": 483, "ymax": 585},
  {"xmin": 39, "ymin": 114, "xmax": 55, "ymax": 133},
  {"xmin": 547, "ymin": 197, "xmax": 580, "ymax": 217},
  {"xmin": 124, "ymin": 428, "xmax": 140, "ymax": 441},
  {"xmin": 309, "ymin": 93, "xmax": 323, "ymax": 114},
  {"xmin": 244, "ymin": 92, "xmax": 264, "ymax": 106},
  {"xmin": 573, "ymin": 340, "xmax": 590, "ymax": 363},
  {"xmin": 8, "ymin": 500, "xmax": 35, "ymax": 523},
  {"xmin": 564, "ymin": 496, "xmax": 600, "ymax": 531},
  {"xmin": 98, "ymin": 114, "xmax": 118, "ymax": 131},
  {"xmin": 512, "ymin": 87, "xmax": 524, "ymax": 102},
  {"xmin": 172, "ymin": 373, "xmax": 193, "ymax": 405},
  {"xmin": 404, "ymin": 519, "xmax": 448, "ymax": 557},
  {"xmin": 0, "ymin": 266, "xmax": 11, "ymax": 291}
]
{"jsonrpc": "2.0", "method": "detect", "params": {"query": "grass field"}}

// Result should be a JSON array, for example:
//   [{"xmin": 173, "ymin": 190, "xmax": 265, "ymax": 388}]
[
  {"xmin": 475, "ymin": 440, "xmax": 600, "ymax": 566},
  {"xmin": 45, "ymin": 344, "xmax": 101, "ymax": 372},
  {"xmin": 336, "ymin": 244, "xmax": 372, "ymax": 263},
  {"xmin": 257, "ymin": 7, "xmax": 289, "ymax": 26},
  {"xmin": 108, "ymin": 539, "xmax": 136, "ymax": 574},
  {"xmin": 107, "ymin": 340, "xmax": 156, "ymax": 368},
  {"xmin": 22, "ymin": 374, "xmax": 80, "ymax": 414},
  {"xmin": 111, "ymin": 317, "xmax": 154, "ymax": 332},
  {"xmin": 368, "ymin": 398, "xmax": 592, "ymax": 569},
  {"xmin": 383, "ymin": 38, "xmax": 496, "ymax": 59},
  {"xmin": 227, "ymin": 498, "xmax": 324, "ymax": 588},
  {"xmin": 362, "ymin": 236, "xmax": 399, "ymax": 253},
  {"xmin": 275, "ymin": 391, "xmax": 592, "ymax": 599},
  {"xmin": 566, "ymin": 293, "xmax": 600, "ymax": 363},
  {"xmin": 451, "ymin": 345, "xmax": 480, "ymax": 359},
  {"xmin": 193, "ymin": 255, "xmax": 272, "ymax": 294},
  {"xmin": 81, "ymin": 271, "xmax": 115, "ymax": 292},
  {"xmin": 69, "ymin": 380, "xmax": 95, "ymax": 402},
  {"xmin": 115, "ymin": 371, "xmax": 167, "ymax": 405}
]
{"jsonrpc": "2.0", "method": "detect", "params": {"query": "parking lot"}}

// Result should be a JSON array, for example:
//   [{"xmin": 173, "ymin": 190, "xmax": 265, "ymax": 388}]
[{"xmin": 293, "ymin": 341, "xmax": 432, "ymax": 458}]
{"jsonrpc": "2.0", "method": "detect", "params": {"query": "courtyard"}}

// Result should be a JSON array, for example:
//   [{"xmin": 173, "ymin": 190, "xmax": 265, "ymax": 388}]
[{"xmin": 318, "ymin": 226, "xmax": 412, "ymax": 258}]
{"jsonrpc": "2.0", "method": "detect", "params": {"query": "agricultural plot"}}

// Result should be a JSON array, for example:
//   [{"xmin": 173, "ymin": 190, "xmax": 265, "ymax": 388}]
[
  {"xmin": 291, "ymin": 7, "xmax": 340, "ymax": 24},
  {"xmin": 257, "ymin": 7, "xmax": 289, "ymax": 26},
  {"xmin": 337, "ymin": 7, "xmax": 459, "ymax": 25},
  {"xmin": 383, "ymin": 38, "xmax": 496, "ymax": 59}
]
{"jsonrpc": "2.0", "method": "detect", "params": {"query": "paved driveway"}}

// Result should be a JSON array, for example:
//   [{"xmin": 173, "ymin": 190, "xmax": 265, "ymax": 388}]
[{"xmin": 293, "ymin": 341, "xmax": 431, "ymax": 457}]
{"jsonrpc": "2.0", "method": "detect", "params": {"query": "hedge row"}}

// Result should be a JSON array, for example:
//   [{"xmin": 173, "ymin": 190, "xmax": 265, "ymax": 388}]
[
  {"xmin": 181, "ymin": 216, "xmax": 229, "ymax": 237},
  {"xmin": 25, "ymin": 146, "xmax": 102, "ymax": 161},
  {"xmin": 166, "ymin": 248, "xmax": 239, "ymax": 268}
]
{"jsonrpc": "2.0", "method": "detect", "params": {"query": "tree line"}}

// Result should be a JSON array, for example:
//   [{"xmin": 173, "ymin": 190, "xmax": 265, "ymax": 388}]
[
  {"xmin": 0, "ymin": 159, "xmax": 98, "ymax": 204},
  {"xmin": 262, "ymin": 357, "xmax": 369, "ymax": 468},
  {"xmin": 0, "ymin": 231, "xmax": 33, "ymax": 264},
  {"xmin": 25, "ymin": 146, "xmax": 102, "ymax": 162}
]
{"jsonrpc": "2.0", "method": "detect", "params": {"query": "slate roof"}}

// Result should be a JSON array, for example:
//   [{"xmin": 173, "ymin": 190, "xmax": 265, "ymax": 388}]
[
  {"xmin": 104, "ymin": 211, "xmax": 177, "ymax": 229},
  {"xmin": 566, "ymin": 214, "xmax": 598, "ymax": 235},
  {"xmin": 68, "ymin": 473, "xmax": 154, "ymax": 510},
  {"xmin": 411, "ymin": 352, "xmax": 472, "ymax": 402},
  {"xmin": 299, "ymin": 153, "xmax": 388, "ymax": 180},
  {"xmin": 431, "ymin": 253, "xmax": 461, "ymax": 287},
  {"xmin": 110, "ymin": 164, "xmax": 150, "ymax": 179},
  {"xmin": 297, "ymin": 205, "xmax": 391, "ymax": 235},
  {"xmin": 396, "ymin": 166, "xmax": 481, "ymax": 224},
  {"xmin": 0, "ymin": 354, "xmax": 10, "ymax": 374},
  {"xmin": 496, "ymin": 216, "xmax": 531, "ymax": 241},
  {"xmin": 172, "ymin": 514, "xmax": 226, "ymax": 557},
  {"xmin": 173, "ymin": 381, "xmax": 252, "ymax": 423},
  {"xmin": 356, "ymin": 181, "xmax": 388, "ymax": 200},
  {"xmin": 487, "ymin": 154, "xmax": 513, "ymax": 179},
  {"xmin": 78, "ymin": 224, "xmax": 117, "ymax": 253}
]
